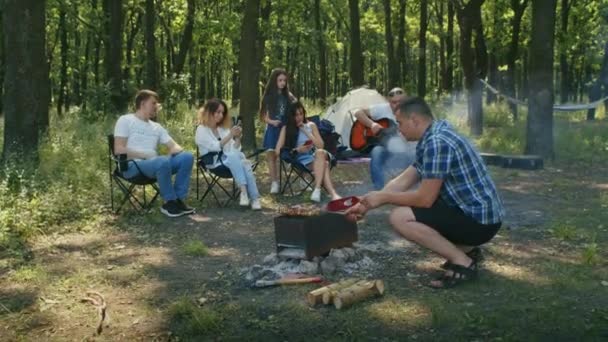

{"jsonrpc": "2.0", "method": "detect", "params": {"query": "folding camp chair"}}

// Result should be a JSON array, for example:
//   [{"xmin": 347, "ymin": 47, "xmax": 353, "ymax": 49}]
[
  {"xmin": 107, "ymin": 134, "xmax": 160, "ymax": 213},
  {"xmin": 279, "ymin": 149, "xmax": 337, "ymax": 197},
  {"xmin": 196, "ymin": 147, "xmax": 264, "ymax": 207}
]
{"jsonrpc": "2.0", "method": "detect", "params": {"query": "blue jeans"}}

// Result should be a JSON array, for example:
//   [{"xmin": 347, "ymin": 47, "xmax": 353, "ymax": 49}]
[
  {"xmin": 218, "ymin": 152, "xmax": 259, "ymax": 200},
  {"xmin": 369, "ymin": 145, "xmax": 415, "ymax": 190},
  {"xmin": 123, "ymin": 152, "xmax": 194, "ymax": 202}
]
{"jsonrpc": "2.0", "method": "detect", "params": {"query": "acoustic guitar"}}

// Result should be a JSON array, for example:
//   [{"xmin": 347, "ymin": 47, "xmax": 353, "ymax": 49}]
[{"xmin": 349, "ymin": 118, "xmax": 395, "ymax": 151}]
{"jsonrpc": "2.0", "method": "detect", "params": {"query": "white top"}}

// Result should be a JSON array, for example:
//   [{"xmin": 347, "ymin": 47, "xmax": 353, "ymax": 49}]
[
  {"xmin": 114, "ymin": 113, "xmax": 171, "ymax": 158},
  {"xmin": 369, "ymin": 103, "xmax": 395, "ymax": 123},
  {"xmin": 195, "ymin": 125, "xmax": 241, "ymax": 167}
]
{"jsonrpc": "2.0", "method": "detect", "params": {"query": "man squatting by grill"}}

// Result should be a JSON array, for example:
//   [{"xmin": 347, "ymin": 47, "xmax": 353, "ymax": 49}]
[{"xmin": 346, "ymin": 96, "xmax": 505, "ymax": 289}]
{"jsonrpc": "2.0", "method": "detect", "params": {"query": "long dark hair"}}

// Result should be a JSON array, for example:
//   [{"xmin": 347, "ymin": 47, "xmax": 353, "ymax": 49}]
[
  {"xmin": 259, "ymin": 68, "xmax": 292, "ymax": 121},
  {"xmin": 285, "ymin": 101, "xmax": 308, "ymax": 149}
]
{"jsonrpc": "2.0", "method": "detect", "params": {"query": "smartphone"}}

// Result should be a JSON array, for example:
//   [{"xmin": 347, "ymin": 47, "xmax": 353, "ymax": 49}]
[{"xmin": 304, "ymin": 140, "xmax": 313, "ymax": 146}]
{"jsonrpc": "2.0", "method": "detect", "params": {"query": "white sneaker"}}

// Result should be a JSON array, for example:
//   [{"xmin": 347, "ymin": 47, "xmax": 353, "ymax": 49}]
[
  {"xmin": 239, "ymin": 192, "xmax": 250, "ymax": 206},
  {"xmin": 270, "ymin": 181, "xmax": 280, "ymax": 194},
  {"xmin": 251, "ymin": 199, "xmax": 262, "ymax": 210},
  {"xmin": 310, "ymin": 188, "xmax": 321, "ymax": 203}
]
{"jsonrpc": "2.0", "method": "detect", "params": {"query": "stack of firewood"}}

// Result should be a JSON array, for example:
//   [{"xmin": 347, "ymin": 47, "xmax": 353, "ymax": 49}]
[{"xmin": 307, "ymin": 278, "xmax": 385, "ymax": 309}]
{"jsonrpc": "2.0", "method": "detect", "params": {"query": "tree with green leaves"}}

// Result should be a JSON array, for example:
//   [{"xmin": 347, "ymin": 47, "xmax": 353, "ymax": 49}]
[
  {"xmin": 526, "ymin": 0, "xmax": 557, "ymax": 158},
  {"xmin": 2, "ymin": 0, "xmax": 50, "ymax": 163}
]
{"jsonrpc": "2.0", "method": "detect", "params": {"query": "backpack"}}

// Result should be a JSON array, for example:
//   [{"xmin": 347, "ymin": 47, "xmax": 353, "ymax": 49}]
[{"xmin": 309, "ymin": 115, "xmax": 342, "ymax": 156}]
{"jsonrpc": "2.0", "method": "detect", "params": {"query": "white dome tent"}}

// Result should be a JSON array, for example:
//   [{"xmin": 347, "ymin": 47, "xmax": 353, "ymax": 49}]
[{"xmin": 323, "ymin": 87, "xmax": 387, "ymax": 150}]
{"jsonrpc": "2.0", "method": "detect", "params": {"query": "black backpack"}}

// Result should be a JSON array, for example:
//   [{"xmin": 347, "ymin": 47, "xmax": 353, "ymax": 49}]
[{"xmin": 309, "ymin": 115, "xmax": 341, "ymax": 155}]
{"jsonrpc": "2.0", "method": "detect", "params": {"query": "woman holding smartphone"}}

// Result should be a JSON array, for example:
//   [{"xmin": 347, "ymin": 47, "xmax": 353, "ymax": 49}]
[
  {"xmin": 275, "ymin": 101, "xmax": 340, "ymax": 203},
  {"xmin": 195, "ymin": 99, "xmax": 262, "ymax": 210}
]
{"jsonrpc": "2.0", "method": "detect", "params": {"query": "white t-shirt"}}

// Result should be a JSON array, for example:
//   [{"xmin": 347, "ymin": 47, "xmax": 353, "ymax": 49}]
[
  {"xmin": 195, "ymin": 125, "xmax": 241, "ymax": 168},
  {"xmin": 369, "ymin": 103, "xmax": 395, "ymax": 123},
  {"xmin": 114, "ymin": 114, "xmax": 172, "ymax": 158}
]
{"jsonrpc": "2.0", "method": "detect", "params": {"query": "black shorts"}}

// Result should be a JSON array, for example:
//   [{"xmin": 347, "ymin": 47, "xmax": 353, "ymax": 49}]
[{"xmin": 411, "ymin": 199, "xmax": 501, "ymax": 246}]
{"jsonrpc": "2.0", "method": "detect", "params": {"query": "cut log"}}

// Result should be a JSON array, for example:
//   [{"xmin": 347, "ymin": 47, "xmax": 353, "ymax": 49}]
[
  {"xmin": 333, "ymin": 280, "xmax": 385, "ymax": 310},
  {"xmin": 322, "ymin": 279, "xmax": 368, "ymax": 305},
  {"xmin": 306, "ymin": 278, "xmax": 358, "ymax": 306},
  {"xmin": 480, "ymin": 153, "xmax": 504, "ymax": 166}
]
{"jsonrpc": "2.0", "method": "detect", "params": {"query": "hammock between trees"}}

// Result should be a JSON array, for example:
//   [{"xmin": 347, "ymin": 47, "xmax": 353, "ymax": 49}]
[{"xmin": 479, "ymin": 79, "xmax": 608, "ymax": 112}]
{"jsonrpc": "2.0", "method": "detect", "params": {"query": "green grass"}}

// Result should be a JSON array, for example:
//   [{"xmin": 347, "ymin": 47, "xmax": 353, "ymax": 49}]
[
  {"xmin": 182, "ymin": 240, "xmax": 209, "ymax": 257},
  {"xmin": 168, "ymin": 297, "xmax": 223, "ymax": 338},
  {"xmin": 549, "ymin": 223, "xmax": 579, "ymax": 241}
]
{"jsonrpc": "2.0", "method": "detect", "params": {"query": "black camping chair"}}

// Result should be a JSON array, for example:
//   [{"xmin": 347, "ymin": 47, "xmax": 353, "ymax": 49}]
[
  {"xmin": 196, "ymin": 147, "xmax": 264, "ymax": 207},
  {"xmin": 107, "ymin": 134, "xmax": 160, "ymax": 213},
  {"xmin": 278, "ymin": 148, "xmax": 337, "ymax": 197}
]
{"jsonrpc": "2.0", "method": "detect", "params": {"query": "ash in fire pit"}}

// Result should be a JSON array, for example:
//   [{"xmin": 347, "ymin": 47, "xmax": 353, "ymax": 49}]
[{"xmin": 242, "ymin": 247, "xmax": 376, "ymax": 284}]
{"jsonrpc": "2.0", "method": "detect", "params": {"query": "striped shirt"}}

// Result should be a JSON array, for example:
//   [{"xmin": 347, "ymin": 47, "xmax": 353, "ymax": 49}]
[{"xmin": 414, "ymin": 120, "xmax": 505, "ymax": 224}]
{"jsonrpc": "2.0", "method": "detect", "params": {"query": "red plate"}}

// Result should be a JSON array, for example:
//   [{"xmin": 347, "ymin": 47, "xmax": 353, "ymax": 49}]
[{"xmin": 326, "ymin": 196, "xmax": 360, "ymax": 212}]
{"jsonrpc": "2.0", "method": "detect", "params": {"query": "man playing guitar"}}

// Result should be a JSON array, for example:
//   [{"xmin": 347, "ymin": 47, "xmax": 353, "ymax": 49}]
[{"xmin": 353, "ymin": 87, "xmax": 416, "ymax": 190}]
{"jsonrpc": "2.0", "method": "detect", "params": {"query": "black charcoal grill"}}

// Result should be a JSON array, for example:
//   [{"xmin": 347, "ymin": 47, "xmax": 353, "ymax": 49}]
[{"xmin": 274, "ymin": 212, "xmax": 358, "ymax": 260}]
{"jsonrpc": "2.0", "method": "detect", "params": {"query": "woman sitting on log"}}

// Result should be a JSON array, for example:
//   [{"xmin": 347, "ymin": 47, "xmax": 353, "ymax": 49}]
[{"xmin": 275, "ymin": 101, "xmax": 341, "ymax": 203}]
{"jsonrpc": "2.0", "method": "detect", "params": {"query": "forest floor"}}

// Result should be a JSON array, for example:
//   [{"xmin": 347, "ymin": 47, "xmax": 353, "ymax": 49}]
[{"xmin": 1, "ymin": 154, "xmax": 608, "ymax": 341}]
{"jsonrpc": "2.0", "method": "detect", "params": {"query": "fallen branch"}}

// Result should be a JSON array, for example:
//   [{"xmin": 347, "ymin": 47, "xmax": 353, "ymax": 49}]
[{"xmin": 80, "ymin": 291, "xmax": 107, "ymax": 335}]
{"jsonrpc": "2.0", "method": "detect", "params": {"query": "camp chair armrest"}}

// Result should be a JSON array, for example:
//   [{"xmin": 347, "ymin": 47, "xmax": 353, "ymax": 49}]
[
  {"xmin": 199, "ymin": 151, "xmax": 225, "ymax": 168},
  {"xmin": 246, "ymin": 148, "xmax": 267, "ymax": 161}
]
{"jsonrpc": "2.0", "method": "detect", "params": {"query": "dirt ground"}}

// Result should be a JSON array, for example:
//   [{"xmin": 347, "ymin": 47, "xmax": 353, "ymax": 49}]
[{"xmin": 1, "ymin": 161, "xmax": 607, "ymax": 341}]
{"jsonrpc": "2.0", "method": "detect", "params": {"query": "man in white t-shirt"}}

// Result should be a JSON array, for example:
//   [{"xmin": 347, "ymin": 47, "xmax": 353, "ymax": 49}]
[
  {"xmin": 114, "ymin": 89, "xmax": 195, "ymax": 217},
  {"xmin": 354, "ymin": 87, "xmax": 416, "ymax": 190}
]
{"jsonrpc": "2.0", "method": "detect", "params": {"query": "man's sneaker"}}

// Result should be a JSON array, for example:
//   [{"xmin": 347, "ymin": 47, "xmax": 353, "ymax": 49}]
[
  {"xmin": 310, "ymin": 188, "xmax": 321, "ymax": 203},
  {"xmin": 239, "ymin": 192, "xmax": 250, "ymax": 206},
  {"xmin": 251, "ymin": 199, "xmax": 262, "ymax": 210},
  {"xmin": 176, "ymin": 199, "xmax": 195, "ymax": 215},
  {"xmin": 270, "ymin": 181, "xmax": 280, "ymax": 194},
  {"xmin": 160, "ymin": 200, "xmax": 185, "ymax": 218}
]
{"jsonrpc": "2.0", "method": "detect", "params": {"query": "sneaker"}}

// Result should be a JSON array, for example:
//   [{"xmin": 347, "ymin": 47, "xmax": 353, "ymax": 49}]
[
  {"xmin": 251, "ymin": 199, "xmax": 262, "ymax": 210},
  {"xmin": 270, "ymin": 181, "xmax": 280, "ymax": 194},
  {"xmin": 160, "ymin": 200, "xmax": 185, "ymax": 218},
  {"xmin": 176, "ymin": 199, "xmax": 195, "ymax": 215},
  {"xmin": 310, "ymin": 188, "xmax": 321, "ymax": 203},
  {"xmin": 239, "ymin": 192, "xmax": 250, "ymax": 206}
]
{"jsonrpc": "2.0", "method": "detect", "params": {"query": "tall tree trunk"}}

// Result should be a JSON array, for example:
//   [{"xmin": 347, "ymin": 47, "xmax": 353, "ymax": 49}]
[
  {"xmin": 256, "ymin": 0, "xmax": 272, "ymax": 83},
  {"xmin": 0, "ymin": 9, "xmax": 3, "ymax": 115},
  {"xmin": 525, "ymin": 0, "xmax": 556, "ymax": 159},
  {"xmin": 396, "ymin": 0, "xmax": 407, "ymax": 87},
  {"xmin": 453, "ymin": 0, "xmax": 486, "ymax": 136},
  {"xmin": 559, "ymin": 0, "xmax": 570, "ymax": 103},
  {"xmin": 144, "ymin": 0, "xmax": 157, "ymax": 90},
  {"xmin": 124, "ymin": 11, "xmax": 142, "ymax": 82},
  {"xmin": 239, "ymin": 0, "xmax": 261, "ymax": 150},
  {"xmin": 231, "ymin": 38, "xmax": 240, "ymax": 106},
  {"xmin": 417, "ymin": 0, "xmax": 428, "ymax": 97},
  {"xmin": 486, "ymin": 53, "xmax": 498, "ymax": 104},
  {"xmin": 58, "ymin": 7, "xmax": 68, "ymax": 116},
  {"xmin": 444, "ymin": 1, "xmax": 454, "ymax": 94},
  {"xmin": 2, "ymin": 0, "xmax": 50, "ymax": 162},
  {"xmin": 506, "ymin": 0, "xmax": 528, "ymax": 119},
  {"xmin": 173, "ymin": 0, "xmax": 195, "ymax": 75},
  {"xmin": 314, "ymin": 0, "xmax": 328, "ymax": 104},
  {"xmin": 103, "ymin": 0, "xmax": 126, "ymax": 112},
  {"xmin": 348, "ymin": 0, "xmax": 364, "ymax": 87},
  {"xmin": 383, "ymin": 0, "xmax": 398, "ymax": 89},
  {"xmin": 73, "ymin": 30, "xmax": 82, "ymax": 106},
  {"xmin": 437, "ymin": 0, "xmax": 446, "ymax": 95}
]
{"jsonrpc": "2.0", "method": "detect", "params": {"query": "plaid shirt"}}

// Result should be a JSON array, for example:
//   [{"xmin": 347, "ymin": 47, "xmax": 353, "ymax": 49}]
[{"xmin": 414, "ymin": 120, "xmax": 505, "ymax": 224}]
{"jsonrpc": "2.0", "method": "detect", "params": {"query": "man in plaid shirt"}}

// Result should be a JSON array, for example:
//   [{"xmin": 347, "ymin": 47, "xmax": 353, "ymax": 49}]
[{"xmin": 346, "ymin": 96, "xmax": 504, "ymax": 289}]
